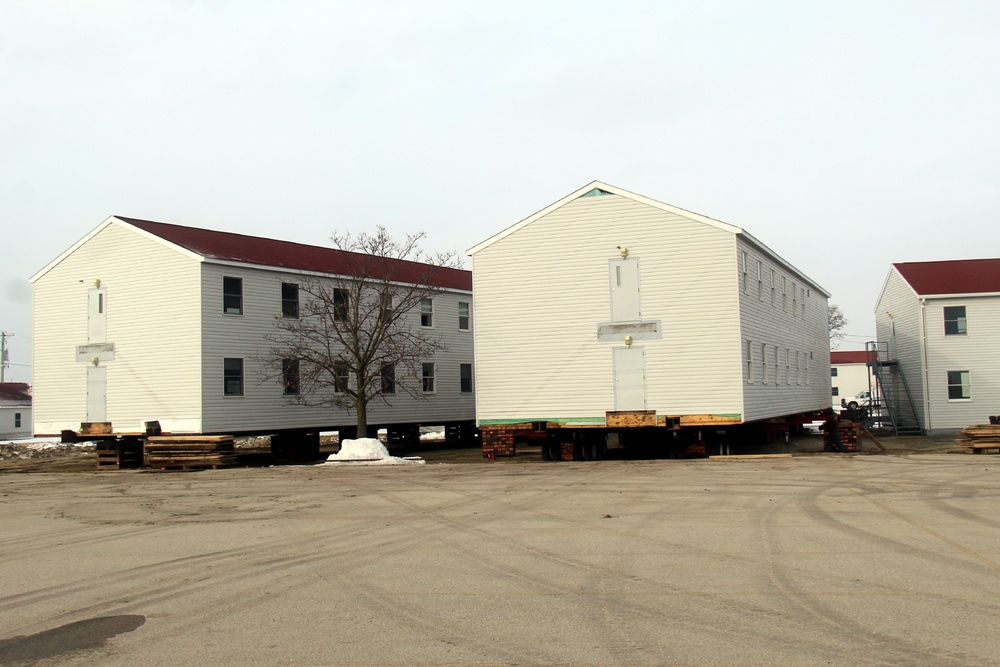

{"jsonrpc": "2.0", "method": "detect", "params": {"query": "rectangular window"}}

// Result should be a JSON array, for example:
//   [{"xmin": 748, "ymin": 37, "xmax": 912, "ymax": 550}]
[
  {"xmin": 791, "ymin": 282, "xmax": 797, "ymax": 315},
  {"xmin": 14, "ymin": 412, "xmax": 21, "ymax": 428},
  {"xmin": 333, "ymin": 288, "xmax": 349, "ymax": 322},
  {"xmin": 745, "ymin": 340, "xmax": 753, "ymax": 384},
  {"xmin": 831, "ymin": 368, "xmax": 838, "ymax": 377},
  {"xmin": 757, "ymin": 261, "xmax": 764, "ymax": 301},
  {"xmin": 281, "ymin": 283, "xmax": 299, "ymax": 319},
  {"xmin": 333, "ymin": 361, "xmax": 349, "ymax": 393},
  {"xmin": 800, "ymin": 287, "xmax": 806, "ymax": 318},
  {"xmin": 458, "ymin": 302, "xmax": 470, "ymax": 331},
  {"xmin": 784, "ymin": 348, "xmax": 791, "ymax": 385},
  {"xmin": 944, "ymin": 306, "xmax": 967, "ymax": 336},
  {"xmin": 380, "ymin": 364, "xmax": 396, "ymax": 394},
  {"xmin": 782, "ymin": 277, "xmax": 788, "ymax": 312},
  {"xmin": 422, "ymin": 362, "xmax": 435, "ymax": 393},
  {"xmin": 947, "ymin": 370, "xmax": 971, "ymax": 400},
  {"xmin": 223, "ymin": 358, "xmax": 244, "ymax": 396},
  {"xmin": 832, "ymin": 387, "xmax": 840, "ymax": 397},
  {"xmin": 223, "ymin": 277, "xmax": 243, "ymax": 315},
  {"xmin": 742, "ymin": 252, "xmax": 748, "ymax": 294},
  {"xmin": 460, "ymin": 363, "xmax": 473, "ymax": 393},
  {"xmin": 420, "ymin": 299, "xmax": 433, "ymax": 327},
  {"xmin": 760, "ymin": 343, "xmax": 767, "ymax": 384},
  {"xmin": 282, "ymin": 358, "xmax": 299, "ymax": 395},
  {"xmin": 773, "ymin": 346, "xmax": 780, "ymax": 385},
  {"xmin": 770, "ymin": 269, "xmax": 776, "ymax": 307}
]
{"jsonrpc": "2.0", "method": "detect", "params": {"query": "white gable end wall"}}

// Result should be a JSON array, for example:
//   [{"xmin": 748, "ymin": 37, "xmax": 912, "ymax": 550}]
[
  {"xmin": 473, "ymin": 194, "xmax": 745, "ymax": 423},
  {"xmin": 32, "ymin": 222, "xmax": 203, "ymax": 434},
  {"xmin": 874, "ymin": 269, "xmax": 927, "ymax": 428}
]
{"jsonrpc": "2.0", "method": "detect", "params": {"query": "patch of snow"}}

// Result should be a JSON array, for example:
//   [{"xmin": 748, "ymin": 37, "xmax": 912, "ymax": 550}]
[{"xmin": 320, "ymin": 438, "xmax": 424, "ymax": 466}]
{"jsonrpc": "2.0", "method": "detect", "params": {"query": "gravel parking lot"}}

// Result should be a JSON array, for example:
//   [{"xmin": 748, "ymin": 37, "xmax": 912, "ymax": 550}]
[{"xmin": 1, "ymin": 440, "xmax": 998, "ymax": 666}]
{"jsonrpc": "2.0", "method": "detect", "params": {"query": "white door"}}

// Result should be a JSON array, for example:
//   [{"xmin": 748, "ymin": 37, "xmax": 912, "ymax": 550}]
[
  {"xmin": 86, "ymin": 365, "xmax": 107, "ymax": 422},
  {"xmin": 88, "ymin": 288, "xmax": 107, "ymax": 343},
  {"xmin": 613, "ymin": 347, "xmax": 646, "ymax": 410},
  {"xmin": 609, "ymin": 258, "xmax": 640, "ymax": 321}
]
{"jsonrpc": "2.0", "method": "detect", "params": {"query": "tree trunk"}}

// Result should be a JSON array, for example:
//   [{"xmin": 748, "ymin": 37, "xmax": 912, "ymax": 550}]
[{"xmin": 356, "ymin": 399, "xmax": 368, "ymax": 439}]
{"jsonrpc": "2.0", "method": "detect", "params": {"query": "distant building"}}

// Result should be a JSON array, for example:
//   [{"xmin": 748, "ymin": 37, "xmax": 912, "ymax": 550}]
[
  {"xmin": 30, "ymin": 217, "xmax": 474, "ymax": 437},
  {"xmin": 830, "ymin": 350, "xmax": 873, "ymax": 407},
  {"xmin": 0, "ymin": 382, "xmax": 32, "ymax": 439},
  {"xmin": 875, "ymin": 258, "xmax": 1000, "ymax": 434}
]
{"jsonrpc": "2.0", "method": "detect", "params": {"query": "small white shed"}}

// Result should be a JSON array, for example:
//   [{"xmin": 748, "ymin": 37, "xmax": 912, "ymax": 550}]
[
  {"xmin": 0, "ymin": 383, "xmax": 32, "ymax": 439},
  {"xmin": 30, "ymin": 216, "xmax": 475, "ymax": 437},
  {"xmin": 469, "ymin": 181, "xmax": 831, "ymax": 452}
]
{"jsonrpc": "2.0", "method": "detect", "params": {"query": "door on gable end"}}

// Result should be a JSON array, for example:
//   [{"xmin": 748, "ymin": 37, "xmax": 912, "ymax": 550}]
[
  {"xmin": 88, "ymin": 288, "xmax": 107, "ymax": 343},
  {"xmin": 86, "ymin": 365, "xmax": 107, "ymax": 423},
  {"xmin": 613, "ymin": 346, "xmax": 646, "ymax": 411},
  {"xmin": 609, "ymin": 258, "xmax": 640, "ymax": 321}
]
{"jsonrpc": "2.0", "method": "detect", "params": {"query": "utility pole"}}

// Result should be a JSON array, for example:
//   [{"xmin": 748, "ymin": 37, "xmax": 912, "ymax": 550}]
[{"xmin": 0, "ymin": 331, "xmax": 9, "ymax": 383}]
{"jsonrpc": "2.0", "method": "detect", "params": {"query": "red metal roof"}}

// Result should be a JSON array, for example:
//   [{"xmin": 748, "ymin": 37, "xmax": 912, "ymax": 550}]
[
  {"xmin": 0, "ymin": 382, "xmax": 32, "ymax": 404},
  {"xmin": 893, "ymin": 258, "xmax": 1000, "ymax": 296},
  {"xmin": 117, "ymin": 217, "xmax": 472, "ymax": 292},
  {"xmin": 831, "ymin": 351, "xmax": 868, "ymax": 365}
]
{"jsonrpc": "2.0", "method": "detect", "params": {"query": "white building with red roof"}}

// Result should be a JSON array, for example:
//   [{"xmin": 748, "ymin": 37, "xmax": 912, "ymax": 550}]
[
  {"xmin": 875, "ymin": 258, "xmax": 1000, "ymax": 433},
  {"xmin": 830, "ymin": 351, "xmax": 874, "ymax": 408},
  {"xmin": 0, "ymin": 382, "xmax": 32, "ymax": 439},
  {"xmin": 30, "ymin": 217, "xmax": 474, "ymax": 439}
]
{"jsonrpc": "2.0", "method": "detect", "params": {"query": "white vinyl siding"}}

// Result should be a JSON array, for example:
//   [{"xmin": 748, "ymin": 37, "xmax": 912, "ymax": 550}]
[
  {"xmin": 31, "ymin": 220, "xmax": 203, "ymax": 434},
  {"xmin": 200, "ymin": 265, "xmax": 475, "ymax": 432},
  {"xmin": 473, "ymin": 194, "xmax": 751, "ymax": 423},
  {"xmin": 874, "ymin": 269, "xmax": 927, "ymax": 429},
  {"xmin": 738, "ymin": 234, "xmax": 831, "ymax": 422}
]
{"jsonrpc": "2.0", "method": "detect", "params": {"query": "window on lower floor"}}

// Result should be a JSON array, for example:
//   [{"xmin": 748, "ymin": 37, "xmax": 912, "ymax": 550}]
[
  {"xmin": 333, "ymin": 361, "xmax": 349, "ymax": 393},
  {"xmin": 947, "ymin": 370, "xmax": 971, "ymax": 400},
  {"xmin": 460, "ymin": 363, "xmax": 473, "ymax": 393},
  {"xmin": 224, "ymin": 358, "xmax": 244, "ymax": 396},
  {"xmin": 380, "ymin": 364, "xmax": 395, "ymax": 394},
  {"xmin": 944, "ymin": 306, "xmax": 967, "ymax": 336},
  {"xmin": 282, "ymin": 359, "xmax": 299, "ymax": 395},
  {"xmin": 422, "ymin": 363, "xmax": 435, "ymax": 393},
  {"xmin": 14, "ymin": 412, "xmax": 21, "ymax": 427},
  {"xmin": 832, "ymin": 387, "xmax": 839, "ymax": 396}
]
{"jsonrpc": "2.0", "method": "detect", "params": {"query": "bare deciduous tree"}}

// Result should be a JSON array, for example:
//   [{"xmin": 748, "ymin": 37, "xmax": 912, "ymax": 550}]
[
  {"xmin": 258, "ymin": 226, "xmax": 462, "ymax": 438},
  {"xmin": 828, "ymin": 304, "xmax": 848, "ymax": 347}
]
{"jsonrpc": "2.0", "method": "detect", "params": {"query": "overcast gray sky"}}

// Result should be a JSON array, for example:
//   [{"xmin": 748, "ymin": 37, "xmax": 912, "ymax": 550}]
[{"xmin": 3, "ymin": 1, "xmax": 998, "ymax": 383}]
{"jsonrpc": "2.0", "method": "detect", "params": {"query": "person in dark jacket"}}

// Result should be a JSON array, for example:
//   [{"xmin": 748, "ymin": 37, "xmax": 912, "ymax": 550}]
[{"xmin": 821, "ymin": 409, "xmax": 846, "ymax": 452}]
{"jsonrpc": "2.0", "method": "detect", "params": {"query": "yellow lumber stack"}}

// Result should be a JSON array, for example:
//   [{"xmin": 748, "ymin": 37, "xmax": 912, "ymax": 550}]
[
  {"xmin": 145, "ymin": 435, "xmax": 237, "ymax": 469},
  {"xmin": 958, "ymin": 425, "xmax": 1000, "ymax": 454}
]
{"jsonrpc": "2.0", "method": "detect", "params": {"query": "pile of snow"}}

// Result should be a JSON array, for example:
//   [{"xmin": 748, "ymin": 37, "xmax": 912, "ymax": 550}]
[
  {"xmin": 320, "ymin": 438, "xmax": 424, "ymax": 466},
  {"xmin": 0, "ymin": 437, "xmax": 95, "ymax": 461}
]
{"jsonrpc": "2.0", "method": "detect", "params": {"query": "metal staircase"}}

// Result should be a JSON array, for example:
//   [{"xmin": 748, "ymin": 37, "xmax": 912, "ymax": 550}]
[{"xmin": 865, "ymin": 342, "xmax": 924, "ymax": 436}]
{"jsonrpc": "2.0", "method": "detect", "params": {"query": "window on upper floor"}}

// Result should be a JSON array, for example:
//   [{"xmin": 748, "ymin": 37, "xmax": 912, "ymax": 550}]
[
  {"xmin": 947, "ymin": 370, "xmax": 971, "ymax": 400},
  {"xmin": 380, "ymin": 364, "xmax": 396, "ymax": 394},
  {"xmin": 420, "ymin": 299, "xmax": 433, "ymax": 328},
  {"xmin": 944, "ymin": 306, "xmax": 967, "ymax": 336},
  {"xmin": 742, "ymin": 252, "xmax": 748, "ymax": 294},
  {"xmin": 831, "ymin": 368, "xmax": 838, "ymax": 377},
  {"xmin": 223, "ymin": 277, "xmax": 243, "ymax": 315},
  {"xmin": 757, "ymin": 261, "xmax": 764, "ymax": 301},
  {"xmin": 458, "ymin": 302, "xmax": 470, "ymax": 331},
  {"xmin": 333, "ymin": 361, "xmax": 349, "ymax": 393},
  {"xmin": 282, "ymin": 283, "xmax": 299, "ymax": 319},
  {"xmin": 14, "ymin": 412, "xmax": 21, "ymax": 428},
  {"xmin": 333, "ymin": 288, "xmax": 349, "ymax": 322}
]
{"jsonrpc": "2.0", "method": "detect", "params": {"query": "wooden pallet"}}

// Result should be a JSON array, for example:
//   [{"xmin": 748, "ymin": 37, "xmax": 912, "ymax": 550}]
[
  {"xmin": 959, "ymin": 424, "xmax": 1000, "ymax": 454},
  {"xmin": 95, "ymin": 439, "xmax": 143, "ymax": 469},
  {"xmin": 144, "ymin": 436, "xmax": 236, "ymax": 470}
]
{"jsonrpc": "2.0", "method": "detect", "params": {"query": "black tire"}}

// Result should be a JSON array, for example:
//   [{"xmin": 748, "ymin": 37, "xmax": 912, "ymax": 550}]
[{"xmin": 847, "ymin": 401, "xmax": 859, "ymax": 410}]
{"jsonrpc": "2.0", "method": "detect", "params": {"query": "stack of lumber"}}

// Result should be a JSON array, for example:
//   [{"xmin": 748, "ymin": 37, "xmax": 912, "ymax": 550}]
[
  {"xmin": 958, "ymin": 425, "xmax": 1000, "ymax": 454},
  {"xmin": 145, "ymin": 435, "xmax": 237, "ymax": 469}
]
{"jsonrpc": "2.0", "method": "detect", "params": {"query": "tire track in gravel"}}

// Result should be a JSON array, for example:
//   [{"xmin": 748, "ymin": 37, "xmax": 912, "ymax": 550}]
[{"xmin": 756, "ymin": 459, "xmax": 991, "ymax": 666}]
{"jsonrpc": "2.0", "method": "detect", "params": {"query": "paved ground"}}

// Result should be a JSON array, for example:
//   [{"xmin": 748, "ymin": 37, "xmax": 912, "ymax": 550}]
[{"xmin": 1, "ymin": 447, "xmax": 998, "ymax": 666}]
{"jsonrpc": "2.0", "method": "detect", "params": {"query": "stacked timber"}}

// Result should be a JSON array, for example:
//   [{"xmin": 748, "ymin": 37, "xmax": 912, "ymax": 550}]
[
  {"xmin": 145, "ymin": 435, "xmax": 237, "ymax": 469},
  {"xmin": 958, "ymin": 425, "xmax": 1000, "ymax": 454}
]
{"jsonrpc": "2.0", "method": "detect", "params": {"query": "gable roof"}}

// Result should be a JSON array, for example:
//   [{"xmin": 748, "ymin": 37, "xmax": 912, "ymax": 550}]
[
  {"xmin": 831, "ymin": 351, "xmax": 868, "ymax": 365},
  {"xmin": 893, "ymin": 258, "xmax": 1000, "ymax": 296},
  {"xmin": 33, "ymin": 217, "xmax": 472, "ymax": 292},
  {"xmin": 467, "ymin": 180, "xmax": 830, "ymax": 297}
]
